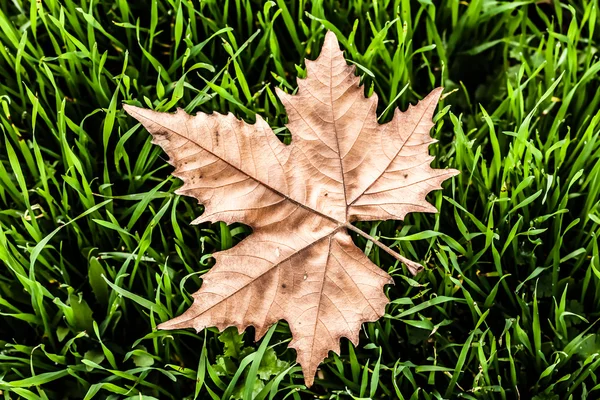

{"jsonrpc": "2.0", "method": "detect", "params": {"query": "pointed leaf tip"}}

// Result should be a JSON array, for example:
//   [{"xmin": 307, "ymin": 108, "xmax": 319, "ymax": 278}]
[{"xmin": 324, "ymin": 30, "xmax": 339, "ymax": 46}]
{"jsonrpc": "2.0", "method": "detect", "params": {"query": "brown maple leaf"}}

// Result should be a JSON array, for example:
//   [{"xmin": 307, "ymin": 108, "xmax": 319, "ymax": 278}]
[{"xmin": 124, "ymin": 31, "xmax": 458, "ymax": 387}]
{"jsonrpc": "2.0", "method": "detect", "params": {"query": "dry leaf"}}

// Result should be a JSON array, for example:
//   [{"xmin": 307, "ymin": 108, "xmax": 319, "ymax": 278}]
[{"xmin": 124, "ymin": 31, "xmax": 458, "ymax": 387}]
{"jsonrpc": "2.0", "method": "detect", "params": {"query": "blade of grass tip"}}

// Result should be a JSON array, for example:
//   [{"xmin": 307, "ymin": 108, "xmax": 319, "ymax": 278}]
[
  {"xmin": 378, "ymin": 82, "xmax": 410, "ymax": 121},
  {"xmin": 187, "ymin": 29, "xmax": 261, "ymax": 111}
]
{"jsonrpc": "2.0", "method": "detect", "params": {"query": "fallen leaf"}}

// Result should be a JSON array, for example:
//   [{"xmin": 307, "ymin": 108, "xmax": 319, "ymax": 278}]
[{"xmin": 124, "ymin": 31, "xmax": 458, "ymax": 387}]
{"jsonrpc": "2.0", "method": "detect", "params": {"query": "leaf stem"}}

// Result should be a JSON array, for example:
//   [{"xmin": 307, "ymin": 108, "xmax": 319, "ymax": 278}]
[{"xmin": 343, "ymin": 223, "xmax": 424, "ymax": 276}]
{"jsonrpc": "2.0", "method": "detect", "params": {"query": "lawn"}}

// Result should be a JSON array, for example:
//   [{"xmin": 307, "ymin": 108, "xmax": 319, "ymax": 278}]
[{"xmin": 1, "ymin": 0, "xmax": 600, "ymax": 399}]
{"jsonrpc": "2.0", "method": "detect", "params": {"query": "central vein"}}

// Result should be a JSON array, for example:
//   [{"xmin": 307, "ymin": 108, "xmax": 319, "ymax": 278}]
[{"xmin": 328, "ymin": 48, "xmax": 349, "ymax": 221}]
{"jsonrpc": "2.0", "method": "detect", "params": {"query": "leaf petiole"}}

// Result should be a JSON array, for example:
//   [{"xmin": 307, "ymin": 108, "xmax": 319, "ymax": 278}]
[{"xmin": 343, "ymin": 223, "xmax": 424, "ymax": 276}]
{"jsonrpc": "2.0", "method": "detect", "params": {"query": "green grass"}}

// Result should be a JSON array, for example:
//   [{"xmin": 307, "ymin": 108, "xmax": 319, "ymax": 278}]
[{"xmin": 1, "ymin": 0, "xmax": 600, "ymax": 398}]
